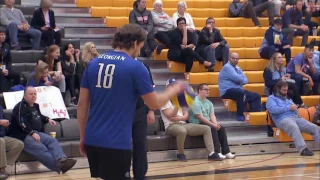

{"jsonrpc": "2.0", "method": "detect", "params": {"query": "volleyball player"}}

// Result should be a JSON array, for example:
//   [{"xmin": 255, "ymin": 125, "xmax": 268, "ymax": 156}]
[{"xmin": 77, "ymin": 23, "xmax": 186, "ymax": 180}]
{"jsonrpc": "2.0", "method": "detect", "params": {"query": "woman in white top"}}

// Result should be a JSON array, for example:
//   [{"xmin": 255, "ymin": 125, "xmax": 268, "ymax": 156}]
[{"xmin": 172, "ymin": 1, "xmax": 198, "ymax": 43}]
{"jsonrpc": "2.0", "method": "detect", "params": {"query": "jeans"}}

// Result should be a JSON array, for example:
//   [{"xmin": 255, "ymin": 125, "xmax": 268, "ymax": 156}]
[
  {"xmin": 277, "ymin": 117, "xmax": 320, "ymax": 152},
  {"xmin": 6, "ymin": 22, "xmax": 41, "ymax": 50},
  {"xmin": 221, "ymin": 88, "xmax": 261, "ymax": 116},
  {"xmin": 132, "ymin": 116, "xmax": 148, "ymax": 180},
  {"xmin": 290, "ymin": 73, "xmax": 320, "ymax": 95},
  {"xmin": 155, "ymin": 31, "xmax": 172, "ymax": 48},
  {"xmin": 203, "ymin": 44, "xmax": 230, "ymax": 66},
  {"xmin": 259, "ymin": 45, "xmax": 291, "ymax": 64},
  {"xmin": 23, "ymin": 132, "xmax": 67, "ymax": 173},
  {"xmin": 41, "ymin": 29, "xmax": 62, "ymax": 47},
  {"xmin": 282, "ymin": 28, "xmax": 309, "ymax": 46},
  {"xmin": 208, "ymin": 126, "xmax": 230, "ymax": 154}
]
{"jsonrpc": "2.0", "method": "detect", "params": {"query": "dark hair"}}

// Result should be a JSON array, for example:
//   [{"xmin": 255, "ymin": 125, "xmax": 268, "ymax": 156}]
[
  {"xmin": 176, "ymin": 17, "xmax": 186, "ymax": 26},
  {"xmin": 293, "ymin": 0, "xmax": 303, "ymax": 5},
  {"xmin": 304, "ymin": 44, "xmax": 314, "ymax": 50},
  {"xmin": 273, "ymin": 80, "xmax": 288, "ymax": 93},
  {"xmin": 133, "ymin": 0, "xmax": 141, "ymax": 8},
  {"xmin": 111, "ymin": 23, "xmax": 147, "ymax": 50},
  {"xmin": 62, "ymin": 43, "xmax": 76, "ymax": 61},
  {"xmin": 198, "ymin": 83, "xmax": 209, "ymax": 93},
  {"xmin": 206, "ymin": 17, "xmax": 214, "ymax": 24}
]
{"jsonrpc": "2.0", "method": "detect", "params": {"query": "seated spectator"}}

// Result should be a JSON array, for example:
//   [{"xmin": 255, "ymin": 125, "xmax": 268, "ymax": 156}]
[
  {"xmin": 129, "ymin": 0, "xmax": 163, "ymax": 57},
  {"xmin": 61, "ymin": 43, "xmax": 79, "ymax": 105},
  {"xmin": 259, "ymin": 18, "xmax": 291, "ymax": 64},
  {"xmin": 151, "ymin": 0, "xmax": 174, "ymax": 48},
  {"xmin": 78, "ymin": 42, "xmax": 99, "ymax": 88},
  {"xmin": 195, "ymin": 17, "xmax": 230, "ymax": 71},
  {"xmin": 218, "ymin": 52, "xmax": 261, "ymax": 121},
  {"xmin": 0, "ymin": 29, "xmax": 20, "ymax": 93},
  {"xmin": 282, "ymin": 0, "xmax": 309, "ymax": 46},
  {"xmin": 38, "ymin": 45, "xmax": 66, "ymax": 98},
  {"xmin": 266, "ymin": 81, "xmax": 320, "ymax": 156},
  {"xmin": 0, "ymin": 105, "xmax": 24, "ymax": 180},
  {"xmin": 31, "ymin": 0, "xmax": 61, "ymax": 47},
  {"xmin": 160, "ymin": 79, "xmax": 223, "ymax": 162},
  {"xmin": 229, "ymin": 0, "xmax": 275, "ymax": 27},
  {"xmin": 27, "ymin": 62, "xmax": 55, "ymax": 87},
  {"xmin": 313, "ymin": 50, "xmax": 320, "ymax": 74},
  {"xmin": 168, "ymin": 17, "xmax": 211, "ymax": 79},
  {"xmin": 0, "ymin": 0, "xmax": 41, "ymax": 50},
  {"xmin": 264, "ymin": 52, "xmax": 305, "ymax": 107},
  {"xmin": 189, "ymin": 83, "xmax": 235, "ymax": 160},
  {"xmin": 172, "ymin": 1, "xmax": 198, "ymax": 43},
  {"xmin": 286, "ymin": 44, "xmax": 320, "ymax": 95},
  {"xmin": 9, "ymin": 86, "xmax": 77, "ymax": 173}
]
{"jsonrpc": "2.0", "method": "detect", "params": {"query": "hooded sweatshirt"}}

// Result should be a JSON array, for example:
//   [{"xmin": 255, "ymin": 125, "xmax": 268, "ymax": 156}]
[
  {"xmin": 151, "ymin": 10, "xmax": 174, "ymax": 34},
  {"xmin": 259, "ymin": 26, "xmax": 289, "ymax": 53},
  {"xmin": 129, "ymin": 7, "xmax": 154, "ymax": 33}
]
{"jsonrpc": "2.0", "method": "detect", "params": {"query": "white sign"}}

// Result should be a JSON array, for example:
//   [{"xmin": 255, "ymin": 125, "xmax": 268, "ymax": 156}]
[{"xmin": 3, "ymin": 86, "xmax": 70, "ymax": 119}]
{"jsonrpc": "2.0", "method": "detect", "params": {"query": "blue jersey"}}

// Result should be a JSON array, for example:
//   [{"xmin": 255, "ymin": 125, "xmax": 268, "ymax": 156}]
[{"xmin": 81, "ymin": 51, "xmax": 154, "ymax": 150}]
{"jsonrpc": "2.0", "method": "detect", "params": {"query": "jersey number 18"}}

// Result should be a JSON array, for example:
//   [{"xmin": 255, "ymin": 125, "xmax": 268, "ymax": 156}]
[{"xmin": 96, "ymin": 63, "xmax": 116, "ymax": 88}]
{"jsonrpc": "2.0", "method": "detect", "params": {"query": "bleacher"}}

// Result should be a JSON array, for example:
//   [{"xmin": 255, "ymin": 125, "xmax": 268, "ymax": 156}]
[{"xmin": 1, "ymin": 0, "xmax": 319, "ymax": 175}]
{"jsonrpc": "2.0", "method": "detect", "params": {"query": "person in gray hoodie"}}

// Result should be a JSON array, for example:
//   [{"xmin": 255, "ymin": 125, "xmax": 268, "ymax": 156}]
[
  {"xmin": 129, "ymin": 0, "xmax": 163, "ymax": 57},
  {"xmin": 151, "ymin": 0, "xmax": 174, "ymax": 48}
]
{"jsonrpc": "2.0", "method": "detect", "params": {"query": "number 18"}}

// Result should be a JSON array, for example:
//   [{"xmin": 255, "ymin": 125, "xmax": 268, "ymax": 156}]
[{"xmin": 96, "ymin": 63, "xmax": 116, "ymax": 89}]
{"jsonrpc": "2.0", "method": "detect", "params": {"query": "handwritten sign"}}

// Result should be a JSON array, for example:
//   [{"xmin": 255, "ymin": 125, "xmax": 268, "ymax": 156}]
[{"xmin": 3, "ymin": 86, "xmax": 70, "ymax": 119}]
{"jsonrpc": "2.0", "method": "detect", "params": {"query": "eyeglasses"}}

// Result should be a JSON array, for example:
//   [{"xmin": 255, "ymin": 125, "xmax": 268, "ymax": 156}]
[
  {"xmin": 178, "ymin": 22, "xmax": 186, "ymax": 25},
  {"xmin": 201, "ymin": 89, "xmax": 210, "ymax": 91},
  {"xmin": 207, "ymin": 21, "xmax": 215, "ymax": 24}
]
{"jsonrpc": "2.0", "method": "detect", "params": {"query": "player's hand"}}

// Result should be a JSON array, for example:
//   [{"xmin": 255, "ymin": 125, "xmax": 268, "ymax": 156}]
[
  {"xmin": 32, "ymin": 133, "xmax": 41, "ymax": 142},
  {"xmin": 290, "ymin": 104, "xmax": 298, "ymax": 111},
  {"xmin": 166, "ymin": 80, "xmax": 187, "ymax": 96},
  {"xmin": 79, "ymin": 138, "xmax": 86, "ymax": 156},
  {"xmin": 147, "ymin": 110, "xmax": 155, "ymax": 124}
]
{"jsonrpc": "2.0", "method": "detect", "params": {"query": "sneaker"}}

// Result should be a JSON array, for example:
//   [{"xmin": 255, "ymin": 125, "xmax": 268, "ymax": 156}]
[
  {"xmin": 225, "ymin": 152, "xmax": 236, "ymax": 159},
  {"xmin": 208, "ymin": 153, "xmax": 223, "ymax": 161},
  {"xmin": 177, "ymin": 154, "xmax": 188, "ymax": 162},
  {"xmin": 218, "ymin": 153, "xmax": 226, "ymax": 159},
  {"xmin": 237, "ymin": 115, "xmax": 245, "ymax": 121},
  {"xmin": 300, "ymin": 148, "xmax": 314, "ymax": 156}
]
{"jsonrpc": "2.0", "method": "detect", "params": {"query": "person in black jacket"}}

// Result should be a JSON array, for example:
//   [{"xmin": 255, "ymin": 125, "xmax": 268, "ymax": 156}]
[
  {"xmin": 195, "ymin": 17, "xmax": 230, "ymax": 71},
  {"xmin": 0, "ymin": 105, "xmax": 24, "ymax": 180},
  {"xmin": 131, "ymin": 60, "xmax": 155, "ymax": 180},
  {"xmin": 9, "ymin": 86, "xmax": 77, "ymax": 174},
  {"xmin": 168, "ymin": 17, "xmax": 211, "ymax": 78},
  {"xmin": 61, "ymin": 43, "xmax": 79, "ymax": 105},
  {"xmin": 0, "ymin": 29, "xmax": 20, "ymax": 93},
  {"xmin": 30, "ymin": 0, "xmax": 61, "ymax": 47}
]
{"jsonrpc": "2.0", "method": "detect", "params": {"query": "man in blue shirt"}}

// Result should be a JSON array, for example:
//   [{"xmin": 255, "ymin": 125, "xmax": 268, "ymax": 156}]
[
  {"xmin": 282, "ymin": 0, "xmax": 309, "ymax": 46},
  {"xmin": 287, "ymin": 44, "xmax": 320, "ymax": 95},
  {"xmin": 266, "ymin": 81, "xmax": 320, "ymax": 156},
  {"xmin": 77, "ymin": 24, "xmax": 185, "ymax": 180},
  {"xmin": 218, "ymin": 52, "xmax": 261, "ymax": 121}
]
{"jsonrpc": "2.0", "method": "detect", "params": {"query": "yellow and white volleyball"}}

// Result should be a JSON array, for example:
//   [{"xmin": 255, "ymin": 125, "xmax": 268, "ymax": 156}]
[{"xmin": 166, "ymin": 79, "xmax": 196, "ymax": 108}]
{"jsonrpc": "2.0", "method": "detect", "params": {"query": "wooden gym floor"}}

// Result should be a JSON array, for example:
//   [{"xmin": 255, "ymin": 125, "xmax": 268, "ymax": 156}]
[{"xmin": 7, "ymin": 152, "xmax": 320, "ymax": 180}]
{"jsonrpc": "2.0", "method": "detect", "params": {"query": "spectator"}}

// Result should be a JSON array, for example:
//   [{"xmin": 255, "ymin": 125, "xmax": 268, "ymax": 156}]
[
  {"xmin": 9, "ymin": 86, "xmax": 77, "ymax": 173},
  {"xmin": 168, "ymin": 17, "xmax": 211, "ymax": 79},
  {"xmin": 38, "ymin": 45, "xmax": 66, "ymax": 98},
  {"xmin": 266, "ymin": 81, "xmax": 320, "ymax": 156},
  {"xmin": 172, "ymin": 1, "xmax": 198, "ymax": 43},
  {"xmin": 78, "ymin": 42, "xmax": 99, "ymax": 88},
  {"xmin": 263, "ymin": 52, "xmax": 305, "ymax": 107},
  {"xmin": 282, "ymin": 0, "xmax": 309, "ymax": 46},
  {"xmin": 195, "ymin": 17, "xmax": 230, "ymax": 71},
  {"xmin": 151, "ymin": 0, "xmax": 174, "ymax": 48},
  {"xmin": 0, "ymin": 0, "xmax": 41, "ymax": 50},
  {"xmin": 274, "ymin": 0, "xmax": 286, "ymax": 17},
  {"xmin": 27, "ymin": 62, "xmax": 54, "ymax": 87},
  {"xmin": 129, "ymin": 0, "xmax": 163, "ymax": 57},
  {"xmin": 287, "ymin": 44, "xmax": 320, "ymax": 95},
  {"xmin": 313, "ymin": 50, "xmax": 320, "ymax": 74},
  {"xmin": 31, "ymin": 0, "xmax": 61, "ymax": 47},
  {"xmin": 0, "ymin": 105, "xmax": 24, "ymax": 180},
  {"xmin": 218, "ymin": 52, "xmax": 261, "ymax": 121},
  {"xmin": 160, "ymin": 79, "xmax": 223, "ymax": 162},
  {"xmin": 0, "ymin": 29, "xmax": 20, "ymax": 93},
  {"xmin": 229, "ymin": 0, "xmax": 275, "ymax": 27},
  {"xmin": 259, "ymin": 18, "xmax": 291, "ymax": 64},
  {"xmin": 189, "ymin": 83, "xmax": 235, "ymax": 160},
  {"xmin": 61, "ymin": 43, "xmax": 79, "ymax": 106}
]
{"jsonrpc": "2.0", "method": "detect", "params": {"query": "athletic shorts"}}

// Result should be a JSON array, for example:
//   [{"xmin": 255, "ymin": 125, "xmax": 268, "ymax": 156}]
[{"xmin": 84, "ymin": 145, "xmax": 131, "ymax": 180}]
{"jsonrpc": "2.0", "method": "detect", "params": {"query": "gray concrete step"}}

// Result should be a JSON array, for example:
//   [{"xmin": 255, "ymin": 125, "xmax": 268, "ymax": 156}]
[{"xmin": 64, "ymin": 27, "xmax": 115, "ymax": 39}]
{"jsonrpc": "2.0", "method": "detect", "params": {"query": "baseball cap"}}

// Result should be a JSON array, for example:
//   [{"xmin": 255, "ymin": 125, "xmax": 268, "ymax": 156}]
[
  {"xmin": 166, "ymin": 78, "xmax": 176, "ymax": 86},
  {"xmin": 274, "ymin": 18, "xmax": 282, "ymax": 25}
]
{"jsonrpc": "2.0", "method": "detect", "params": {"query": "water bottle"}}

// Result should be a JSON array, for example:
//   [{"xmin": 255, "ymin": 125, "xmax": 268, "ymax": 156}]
[{"xmin": 313, "ymin": 27, "xmax": 317, "ymax": 36}]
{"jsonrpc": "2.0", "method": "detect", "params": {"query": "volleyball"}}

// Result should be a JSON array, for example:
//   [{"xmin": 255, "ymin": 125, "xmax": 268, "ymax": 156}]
[{"xmin": 166, "ymin": 79, "xmax": 196, "ymax": 108}]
